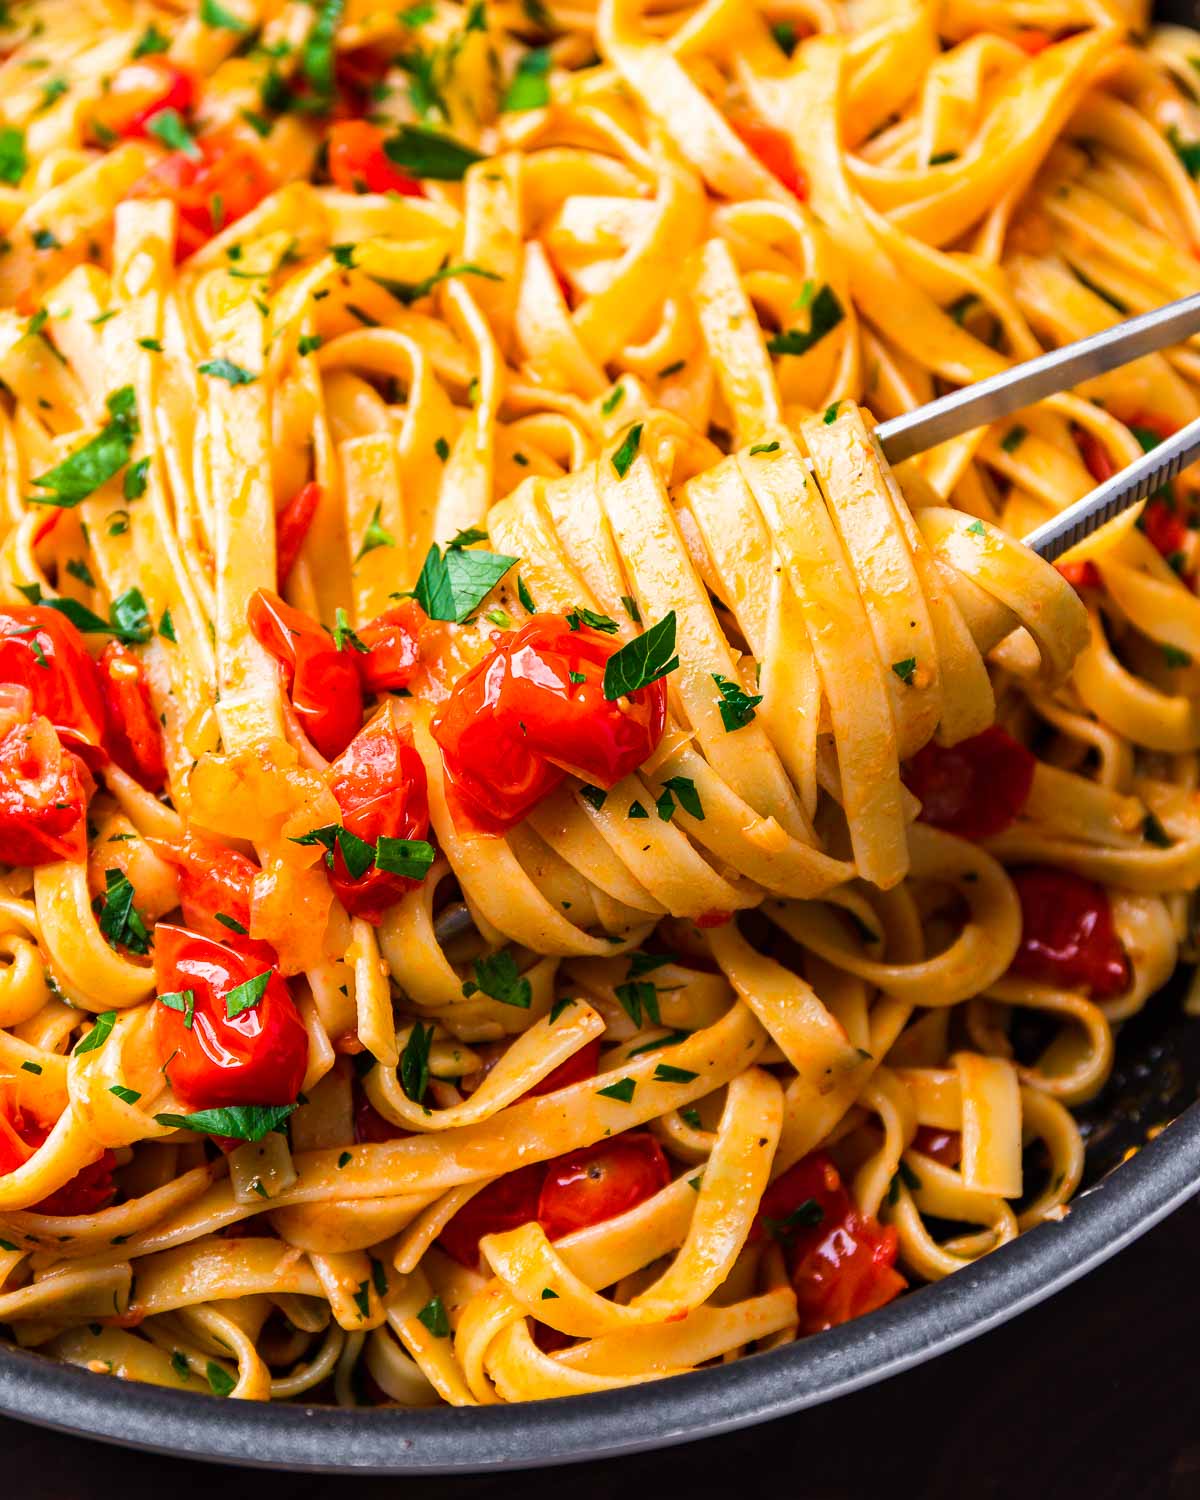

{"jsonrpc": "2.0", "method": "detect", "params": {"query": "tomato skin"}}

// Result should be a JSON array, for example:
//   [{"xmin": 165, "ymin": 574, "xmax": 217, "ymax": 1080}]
[
  {"xmin": 354, "ymin": 604, "xmax": 424, "ymax": 695},
  {"xmin": 431, "ymin": 616, "xmax": 668, "ymax": 833},
  {"xmin": 1075, "ymin": 428, "xmax": 1117, "ymax": 485},
  {"xmin": 1056, "ymin": 559, "xmax": 1102, "ymax": 592},
  {"xmin": 730, "ymin": 116, "xmax": 808, "ymax": 199},
  {"xmin": 0, "ymin": 607, "xmax": 107, "ymax": 754},
  {"xmin": 97, "ymin": 642, "xmax": 166, "ymax": 791},
  {"xmin": 127, "ymin": 130, "xmax": 275, "ymax": 260},
  {"xmin": 327, "ymin": 121, "xmax": 424, "ymax": 197},
  {"xmin": 326, "ymin": 715, "xmax": 430, "ymax": 922},
  {"xmin": 158, "ymin": 833, "xmax": 261, "ymax": 945},
  {"xmin": 0, "ymin": 715, "xmax": 91, "ymax": 866},
  {"xmin": 523, "ymin": 1037, "xmax": 601, "ymax": 1099},
  {"xmin": 91, "ymin": 60, "xmax": 196, "ymax": 142},
  {"xmin": 1008, "ymin": 866, "xmax": 1130, "ymax": 997},
  {"xmin": 1141, "ymin": 497, "xmax": 1188, "ymax": 562},
  {"xmin": 537, "ymin": 1133, "xmax": 670, "ymax": 1241},
  {"xmin": 903, "ymin": 725, "xmax": 1035, "ymax": 841},
  {"xmin": 276, "ymin": 482, "xmax": 322, "ymax": 590},
  {"xmin": 751, "ymin": 1152, "xmax": 906, "ymax": 1335},
  {"xmin": 247, "ymin": 589, "xmax": 363, "ymax": 761},
  {"xmin": 153, "ymin": 924, "xmax": 307, "ymax": 1110},
  {"xmin": 0, "ymin": 1097, "xmax": 116, "ymax": 1216},
  {"xmin": 911, "ymin": 1126, "xmax": 962, "ymax": 1166},
  {"xmin": 438, "ymin": 1163, "xmax": 547, "ymax": 1268},
  {"xmin": 1014, "ymin": 28, "xmax": 1052, "ymax": 53}
]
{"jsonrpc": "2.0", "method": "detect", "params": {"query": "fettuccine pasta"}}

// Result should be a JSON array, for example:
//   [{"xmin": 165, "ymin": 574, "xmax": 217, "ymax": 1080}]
[{"xmin": 0, "ymin": 0, "xmax": 1195, "ymax": 1410}]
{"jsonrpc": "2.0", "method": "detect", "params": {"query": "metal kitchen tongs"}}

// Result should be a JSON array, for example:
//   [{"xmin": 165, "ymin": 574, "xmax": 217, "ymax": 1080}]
[{"xmin": 873, "ymin": 291, "xmax": 1200, "ymax": 561}]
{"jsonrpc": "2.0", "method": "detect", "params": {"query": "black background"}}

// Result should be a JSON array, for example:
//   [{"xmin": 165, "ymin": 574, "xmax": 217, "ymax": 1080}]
[{"xmin": 4, "ymin": 1192, "xmax": 1196, "ymax": 1500}]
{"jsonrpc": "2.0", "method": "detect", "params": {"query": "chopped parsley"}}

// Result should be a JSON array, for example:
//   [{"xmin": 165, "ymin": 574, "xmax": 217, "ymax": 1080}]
[
  {"xmin": 766, "ymin": 285, "xmax": 844, "ymax": 357},
  {"xmin": 462, "ymin": 951, "xmax": 532, "ymax": 1008},
  {"xmin": 154, "ymin": 1103, "xmax": 296, "ymax": 1141},
  {"xmin": 502, "ymin": 45, "xmax": 551, "ymax": 111},
  {"xmin": 198, "ymin": 358, "xmax": 258, "ymax": 386},
  {"xmin": 596, "ymin": 1077, "xmax": 636, "ymax": 1103},
  {"xmin": 98, "ymin": 869, "xmax": 150, "ymax": 954},
  {"xmin": 31, "ymin": 386, "xmax": 139, "ymax": 508},
  {"xmin": 891, "ymin": 657, "xmax": 917, "ymax": 686},
  {"xmin": 602, "ymin": 612, "xmax": 678, "ymax": 699},
  {"xmin": 403, "ymin": 537, "xmax": 517, "ymax": 623},
  {"xmin": 712, "ymin": 672, "xmax": 762, "ymax": 731},
  {"xmin": 400, "ymin": 1021, "xmax": 434, "ymax": 1103},
  {"xmin": 74, "ymin": 1011, "xmax": 116, "ymax": 1056},
  {"xmin": 417, "ymin": 1294, "xmax": 450, "ymax": 1337},
  {"xmin": 610, "ymin": 422, "xmax": 643, "ymax": 479}
]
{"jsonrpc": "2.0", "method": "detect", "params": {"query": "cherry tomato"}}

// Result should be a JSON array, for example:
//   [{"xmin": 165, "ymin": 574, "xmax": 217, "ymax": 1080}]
[
  {"xmin": 752, "ymin": 1152, "xmax": 906, "ymax": 1335},
  {"xmin": 326, "ymin": 715, "xmax": 430, "ymax": 922},
  {"xmin": 696, "ymin": 909, "xmax": 732, "ymax": 929},
  {"xmin": 0, "ymin": 1092, "xmax": 116, "ymax": 1216},
  {"xmin": 1013, "ymin": 29, "xmax": 1052, "ymax": 52},
  {"xmin": 126, "ymin": 129, "xmax": 275, "ymax": 261},
  {"xmin": 1075, "ymin": 428, "xmax": 1117, "ymax": 485},
  {"xmin": 354, "ymin": 1084, "xmax": 407, "ymax": 1144},
  {"xmin": 522, "ymin": 1037, "xmax": 601, "ymax": 1099},
  {"xmin": 730, "ymin": 116, "xmax": 808, "ymax": 199},
  {"xmin": 153, "ymin": 924, "xmax": 307, "ymax": 1110},
  {"xmin": 438, "ymin": 1163, "xmax": 546, "ymax": 1268},
  {"xmin": 89, "ymin": 59, "xmax": 196, "ymax": 143},
  {"xmin": 537, "ymin": 1133, "xmax": 670, "ymax": 1240},
  {"xmin": 1008, "ymin": 866, "xmax": 1130, "ymax": 997},
  {"xmin": 276, "ymin": 481, "xmax": 322, "ymax": 590},
  {"xmin": 354, "ymin": 603, "xmax": 425, "ymax": 696},
  {"xmin": 0, "ymin": 607, "xmax": 107, "ymax": 753},
  {"xmin": 1056, "ymin": 559, "xmax": 1102, "ymax": 592},
  {"xmin": 0, "ymin": 715, "xmax": 91, "ymax": 866},
  {"xmin": 247, "ymin": 589, "xmax": 363, "ymax": 761},
  {"xmin": 97, "ymin": 642, "xmax": 166, "ymax": 791},
  {"xmin": 327, "ymin": 121, "xmax": 424, "ymax": 197},
  {"xmin": 1141, "ymin": 496, "xmax": 1188, "ymax": 563},
  {"xmin": 158, "ymin": 832, "xmax": 261, "ymax": 945},
  {"xmin": 431, "ymin": 615, "xmax": 668, "ymax": 833},
  {"xmin": 902, "ymin": 725, "xmax": 1035, "ymax": 841},
  {"xmin": 333, "ymin": 46, "xmax": 396, "ymax": 118},
  {"xmin": 911, "ymin": 1126, "xmax": 962, "ymax": 1166}
]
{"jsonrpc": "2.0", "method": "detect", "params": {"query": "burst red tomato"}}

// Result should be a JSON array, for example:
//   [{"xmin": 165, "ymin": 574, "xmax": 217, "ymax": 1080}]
[
  {"xmin": 902, "ymin": 725, "xmax": 1035, "ymax": 841},
  {"xmin": 0, "ymin": 607, "xmax": 107, "ymax": 753},
  {"xmin": 353, "ymin": 603, "xmax": 426, "ymax": 696},
  {"xmin": 536, "ymin": 1133, "xmax": 670, "ymax": 1241},
  {"xmin": 127, "ymin": 129, "xmax": 275, "ymax": 260},
  {"xmin": 0, "ymin": 1093, "xmax": 116, "ymax": 1216},
  {"xmin": 1013, "ymin": 28, "xmax": 1052, "ymax": 52},
  {"xmin": 752, "ymin": 1152, "xmax": 906, "ymax": 1335},
  {"xmin": 89, "ymin": 59, "xmax": 196, "ymax": 143},
  {"xmin": 0, "ymin": 714, "xmax": 91, "ymax": 866},
  {"xmin": 730, "ymin": 116, "xmax": 808, "ymax": 199},
  {"xmin": 96, "ymin": 641, "xmax": 166, "ymax": 792},
  {"xmin": 327, "ymin": 121, "xmax": 424, "ymax": 197},
  {"xmin": 438, "ymin": 1163, "xmax": 546, "ymax": 1268},
  {"xmin": 1056, "ymin": 559, "xmax": 1102, "ymax": 591},
  {"xmin": 325, "ymin": 714, "xmax": 430, "ymax": 922},
  {"xmin": 153, "ymin": 924, "xmax": 307, "ymax": 1110},
  {"xmin": 275, "ymin": 482, "xmax": 322, "ymax": 590},
  {"xmin": 353, "ymin": 1084, "xmax": 408, "ymax": 1144},
  {"xmin": 1075, "ymin": 428, "xmax": 1117, "ymax": 485},
  {"xmin": 1007, "ymin": 866, "xmax": 1130, "ymax": 997},
  {"xmin": 911, "ymin": 1126, "xmax": 962, "ymax": 1166},
  {"xmin": 522, "ymin": 1038, "xmax": 601, "ymax": 1099},
  {"xmin": 157, "ymin": 832, "xmax": 261, "ymax": 946},
  {"xmin": 431, "ymin": 615, "xmax": 668, "ymax": 832},
  {"xmin": 247, "ymin": 589, "xmax": 363, "ymax": 761},
  {"xmin": 1141, "ymin": 497, "xmax": 1188, "ymax": 563}
]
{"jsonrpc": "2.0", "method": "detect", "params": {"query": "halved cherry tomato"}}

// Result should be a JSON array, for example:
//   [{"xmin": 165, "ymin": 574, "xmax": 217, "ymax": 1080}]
[
  {"xmin": 276, "ymin": 482, "xmax": 322, "ymax": 590},
  {"xmin": 326, "ymin": 714, "xmax": 430, "ymax": 922},
  {"xmin": 157, "ymin": 832, "xmax": 261, "ymax": 945},
  {"xmin": 153, "ymin": 924, "xmax": 307, "ymax": 1110},
  {"xmin": 97, "ymin": 641, "xmax": 166, "ymax": 791},
  {"xmin": 1075, "ymin": 428, "xmax": 1117, "ymax": 485},
  {"xmin": 247, "ymin": 589, "xmax": 363, "ymax": 761},
  {"xmin": 751, "ymin": 1152, "xmax": 906, "ymax": 1335},
  {"xmin": 438, "ymin": 1163, "xmax": 546, "ymax": 1268},
  {"xmin": 1008, "ymin": 866, "xmax": 1130, "ymax": 997},
  {"xmin": 89, "ymin": 59, "xmax": 196, "ymax": 143},
  {"xmin": 1056, "ymin": 559, "xmax": 1102, "ymax": 592},
  {"xmin": 126, "ymin": 129, "xmax": 276, "ymax": 261},
  {"xmin": 902, "ymin": 725, "xmax": 1036, "ymax": 841},
  {"xmin": 912, "ymin": 1126, "xmax": 962, "ymax": 1166},
  {"xmin": 431, "ymin": 615, "xmax": 668, "ymax": 833},
  {"xmin": 537, "ymin": 1133, "xmax": 670, "ymax": 1241},
  {"xmin": 729, "ymin": 116, "xmax": 808, "ymax": 199},
  {"xmin": 0, "ymin": 1091, "xmax": 116, "ymax": 1216},
  {"xmin": 327, "ymin": 120, "xmax": 424, "ymax": 197},
  {"xmin": 0, "ymin": 715, "xmax": 91, "ymax": 866},
  {"xmin": 523, "ymin": 1037, "xmax": 602, "ymax": 1099},
  {"xmin": 0, "ymin": 606, "xmax": 107, "ymax": 754},
  {"xmin": 354, "ymin": 602, "xmax": 425, "ymax": 695}
]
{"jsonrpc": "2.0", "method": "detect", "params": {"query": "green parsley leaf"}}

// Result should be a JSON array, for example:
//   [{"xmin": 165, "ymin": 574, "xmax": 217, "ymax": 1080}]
[
  {"xmin": 0, "ymin": 127, "xmax": 26, "ymax": 186},
  {"xmin": 154, "ymin": 1102, "xmax": 297, "ymax": 1141},
  {"xmin": 1169, "ymin": 124, "xmax": 1200, "ymax": 179},
  {"xmin": 146, "ymin": 108, "xmax": 199, "ymax": 159},
  {"xmin": 400, "ymin": 1020, "xmax": 434, "ymax": 1103},
  {"xmin": 891, "ymin": 657, "xmax": 917, "ymax": 686},
  {"xmin": 109, "ymin": 1084, "xmax": 142, "ymax": 1105},
  {"xmin": 1000, "ymin": 425, "xmax": 1027, "ymax": 454},
  {"xmin": 762, "ymin": 1198, "xmax": 824, "ymax": 1242},
  {"xmin": 373, "ymin": 260, "xmax": 502, "ymax": 305},
  {"xmin": 333, "ymin": 606, "xmax": 369, "ymax": 654},
  {"xmin": 198, "ymin": 358, "xmax": 257, "ymax": 386},
  {"xmin": 549, "ymin": 997, "xmax": 576, "ymax": 1023},
  {"xmin": 31, "ymin": 386, "xmax": 139, "ymax": 507},
  {"xmin": 74, "ymin": 1010, "xmax": 116, "ymax": 1055},
  {"xmin": 596, "ymin": 1077, "xmax": 636, "ymax": 1103},
  {"xmin": 541, "ymin": 1286, "xmax": 558, "ymax": 1299},
  {"xmin": 566, "ymin": 606, "xmax": 618, "ymax": 635},
  {"xmin": 1164, "ymin": 644, "xmax": 1191, "ymax": 669},
  {"xmin": 123, "ymin": 456, "xmax": 150, "ymax": 500},
  {"xmin": 771, "ymin": 18, "xmax": 797, "ymax": 54},
  {"xmin": 748, "ymin": 441, "xmax": 780, "ymax": 456},
  {"xmin": 382, "ymin": 124, "xmax": 483, "ymax": 181},
  {"xmin": 158, "ymin": 607, "xmax": 176, "ymax": 642},
  {"xmin": 578, "ymin": 783, "xmax": 606, "ymax": 810},
  {"xmin": 99, "ymin": 869, "xmax": 150, "ymax": 954},
  {"xmin": 20, "ymin": 1061, "xmax": 41, "ymax": 1075},
  {"xmin": 372, "ymin": 1258, "xmax": 388, "ymax": 1297},
  {"xmin": 611, "ymin": 422, "xmax": 643, "ymax": 478},
  {"xmin": 601, "ymin": 384, "xmax": 624, "ymax": 416},
  {"xmin": 967, "ymin": 518, "xmax": 987, "ymax": 536},
  {"xmin": 628, "ymin": 800, "xmax": 648, "ymax": 819},
  {"xmin": 133, "ymin": 23, "xmax": 170, "ymax": 55},
  {"xmin": 502, "ymin": 45, "xmax": 551, "ymax": 112},
  {"xmin": 1143, "ymin": 811, "xmax": 1172, "ymax": 848},
  {"xmin": 409, "ymin": 540, "xmax": 517, "ymax": 623},
  {"xmin": 434, "ymin": 436, "xmax": 450, "ymax": 462},
  {"xmin": 657, "ymin": 359, "xmax": 686, "ymax": 378},
  {"xmin": 214, "ymin": 911, "xmax": 247, "ymax": 934},
  {"xmin": 224, "ymin": 969, "xmax": 272, "ymax": 1020},
  {"xmin": 417, "ymin": 1294, "xmax": 450, "ymax": 1337},
  {"xmin": 679, "ymin": 1105, "xmax": 703, "ymax": 1128},
  {"xmin": 374, "ymin": 836, "xmax": 436, "ymax": 880},
  {"xmin": 619, "ymin": 594, "xmax": 641, "ymax": 624},
  {"xmin": 337, "ymin": 1150, "xmax": 352, "ymax": 1168},
  {"xmin": 712, "ymin": 672, "xmax": 762, "ymax": 731},
  {"xmin": 110, "ymin": 586, "xmax": 152, "ymax": 642},
  {"xmin": 823, "ymin": 401, "xmax": 840, "ymax": 424},
  {"xmin": 200, "ymin": 0, "xmax": 246, "ymax": 29},
  {"xmin": 463, "ymin": 951, "xmax": 532, "ymax": 1008},
  {"xmin": 602, "ymin": 611, "xmax": 677, "ymax": 699},
  {"xmin": 301, "ymin": 0, "xmax": 344, "ymax": 96},
  {"xmin": 206, "ymin": 1361, "xmax": 236, "ymax": 1397},
  {"xmin": 766, "ymin": 285, "xmax": 844, "ymax": 358},
  {"xmin": 653, "ymin": 1062, "xmax": 698, "ymax": 1083},
  {"xmin": 170, "ymin": 1351, "xmax": 191, "ymax": 1381},
  {"xmin": 159, "ymin": 988, "xmax": 196, "ymax": 1030},
  {"xmin": 615, "ymin": 980, "xmax": 660, "ymax": 1028},
  {"xmin": 297, "ymin": 333, "xmax": 322, "ymax": 356},
  {"xmin": 65, "ymin": 557, "xmax": 95, "ymax": 588},
  {"xmin": 517, "ymin": 575, "xmax": 536, "ymax": 614},
  {"xmin": 661, "ymin": 775, "xmax": 702, "ymax": 819}
]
